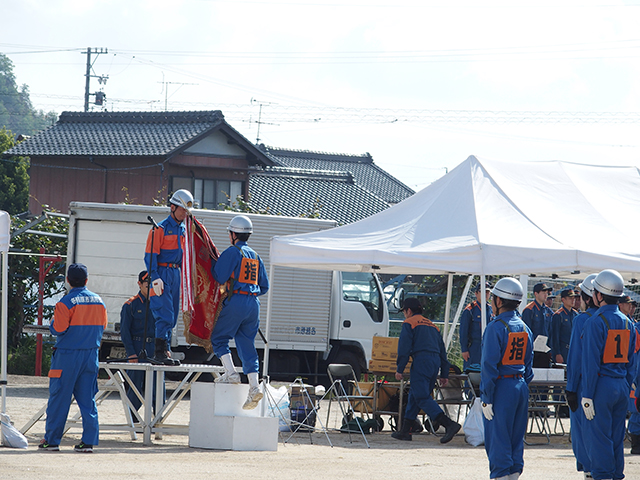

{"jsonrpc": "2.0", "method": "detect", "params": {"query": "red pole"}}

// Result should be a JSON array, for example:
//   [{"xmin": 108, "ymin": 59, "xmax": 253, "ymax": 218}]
[{"xmin": 35, "ymin": 248, "xmax": 63, "ymax": 376}]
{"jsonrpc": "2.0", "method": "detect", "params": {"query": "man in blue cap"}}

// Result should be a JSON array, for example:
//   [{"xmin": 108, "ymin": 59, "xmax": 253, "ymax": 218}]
[
  {"xmin": 39, "ymin": 263, "xmax": 107, "ymax": 453},
  {"xmin": 459, "ymin": 282, "xmax": 493, "ymax": 372},
  {"xmin": 391, "ymin": 297, "xmax": 461, "ymax": 443}
]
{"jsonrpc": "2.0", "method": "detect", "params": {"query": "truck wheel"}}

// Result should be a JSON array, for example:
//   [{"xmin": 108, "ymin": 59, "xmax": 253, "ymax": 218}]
[{"xmin": 334, "ymin": 351, "xmax": 363, "ymax": 380}]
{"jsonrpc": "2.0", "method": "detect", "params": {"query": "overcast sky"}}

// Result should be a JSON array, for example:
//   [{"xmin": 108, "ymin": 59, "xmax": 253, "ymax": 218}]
[{"xmin": 3, "ymin": 0, "xmax": 640, "ymax": 191}]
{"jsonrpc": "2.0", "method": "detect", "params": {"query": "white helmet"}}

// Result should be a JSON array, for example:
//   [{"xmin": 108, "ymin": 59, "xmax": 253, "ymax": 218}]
[
  {"xmin": 592, "ymin": 269, "xmax": 625, "ymax": 297},
  {"xmin": 228, "ymin": 215, "xmax": 253, "ymax": 234},
  {"xmin": 579, "ymin": 273, "xmax": 597, "ymax": 297},
  {"xmin": 169, "ymin": 189, "xmax": 194, "ymax": 210},
  {"xmin": 491, "ymin": 277, "xmax": 524, "ymax": 301}
]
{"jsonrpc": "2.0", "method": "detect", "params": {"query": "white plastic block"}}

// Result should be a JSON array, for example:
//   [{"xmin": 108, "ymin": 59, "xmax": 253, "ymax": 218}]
[
  {"xmin": 189, "ymin": 415, "xmax": 278, "ymax": 451},
  {"xmin": 190, "ymin": 382, "xmax": 261, "ymax": 418}
]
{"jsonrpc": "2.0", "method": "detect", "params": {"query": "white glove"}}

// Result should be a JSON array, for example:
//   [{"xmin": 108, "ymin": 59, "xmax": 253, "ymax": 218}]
[
  {"xmin": 482, "ymin": 402, "xmax": 494, "ymax": 421},
  {"xmin": 582, "ymin": 397, "xmax": 595, "ymax": 420},
  {"xmin": 152, "ymin": 278, "xmax": 164, "ymax": 296}
]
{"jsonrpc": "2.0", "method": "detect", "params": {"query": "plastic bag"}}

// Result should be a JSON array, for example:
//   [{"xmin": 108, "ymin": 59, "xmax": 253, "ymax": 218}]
[
  {"xmin": 463, "ymin": 397, "xmax": 485, "ymax": 447},
  {"xmin": 264, "ymin": 384, "xmax": 291, "ymax": 431},
  {"xmin": 1, "ymin": 413, "xmax": 28, "ymax": 449}
]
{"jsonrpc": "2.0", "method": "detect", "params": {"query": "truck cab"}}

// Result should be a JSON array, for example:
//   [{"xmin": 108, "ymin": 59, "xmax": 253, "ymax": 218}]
[{"xmin": 326, "ymin": 271, "xmax": 389, "ymax": 378}]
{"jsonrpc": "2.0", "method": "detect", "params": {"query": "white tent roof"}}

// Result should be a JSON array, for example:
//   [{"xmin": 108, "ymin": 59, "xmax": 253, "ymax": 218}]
[{"xmin": 270, "ymin": 156, "xmax": 640, "ymax": 280}]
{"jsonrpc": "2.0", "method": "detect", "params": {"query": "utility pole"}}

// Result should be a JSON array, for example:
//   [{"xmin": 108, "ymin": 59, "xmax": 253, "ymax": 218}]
[{"xmin": 82, "ymin": 47, "xmax": 109, "ymax": 112}]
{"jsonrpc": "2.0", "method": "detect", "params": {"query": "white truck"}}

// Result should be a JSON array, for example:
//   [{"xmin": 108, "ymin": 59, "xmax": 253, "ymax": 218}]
[{"xmin": 66, "ymin": 202, "xmax": 389, "ymax": 382}]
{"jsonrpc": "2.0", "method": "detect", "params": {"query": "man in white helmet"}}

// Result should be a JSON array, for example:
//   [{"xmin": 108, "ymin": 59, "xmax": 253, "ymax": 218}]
[
  {"xmin": 581, "ymin": 269, "xmax": 637, "ymax": 480},
  {"xmin": 210, "ymin": 214, "xmax": 269, "ymax": 410},
  {"xmin": 565, "ymin": 273, "xmax": 598, "ymax": 479},
  {"xmin": 144, "ymin": 189, "xmax": 193, "ymax": 365},
  {"xmin": 480, "ymin": 277, "xmax": 534, "ymax": 480}
]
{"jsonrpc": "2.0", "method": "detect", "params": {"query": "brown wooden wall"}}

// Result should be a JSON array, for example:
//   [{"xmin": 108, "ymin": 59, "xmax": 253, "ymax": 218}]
[{"xmin": 29, "ymin": 154, "xmax": 252, "ymax": 214}]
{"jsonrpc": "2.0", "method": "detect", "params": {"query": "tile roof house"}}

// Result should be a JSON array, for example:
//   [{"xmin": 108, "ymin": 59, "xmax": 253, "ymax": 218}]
[
  {"xmin": 5, "ymin": 110, "xmax": 414, "ymax": 224},
  {"xmin": 6, "ymin": 111, "xmax": 275, "ymax": 214},
  {"xmin": 260, "ymin": 145, "xmax": 414, "ymax": 205},
  {"xmin": 249, "ymin": 167, "xmax": 391, "ymax": 225}
]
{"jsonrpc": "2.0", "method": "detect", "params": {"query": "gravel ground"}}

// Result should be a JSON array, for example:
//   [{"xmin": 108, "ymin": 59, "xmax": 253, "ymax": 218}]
[{"xmin": 1, "ymin": 374, "xmax": 639, "ymax": 480}]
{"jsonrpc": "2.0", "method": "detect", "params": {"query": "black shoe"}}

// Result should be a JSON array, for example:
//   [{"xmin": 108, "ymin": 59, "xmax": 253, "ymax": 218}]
[
  {"xmin": 152, "ymin": 338, "xmax": 180, "ymax": 366},
  {"xmin": 391, "ymin": 430, "xmax": 412, "ymax": 441},
  {"xmin": 436, "ymin": 413, "xmax": 461, "ymax": 444},
  {"xmin": 630, "ymin": 434, "xmax": 640, "ymax": 454},
  {"xmin": 74, "ymin": 442, "xmax": 93, "ymax": 453},
  {"xmin": 38, "ymin": 440, "xmax": 59, "ymax": 451},
  {"xmin": 408, "ymin": 419, "xmax": 423, "ymax": 434}
]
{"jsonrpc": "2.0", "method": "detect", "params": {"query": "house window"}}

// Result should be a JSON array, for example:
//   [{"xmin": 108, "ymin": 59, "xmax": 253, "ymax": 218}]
[{"xmin": 172, "ymin": 177, "xmax": 243, "ymax": 210}]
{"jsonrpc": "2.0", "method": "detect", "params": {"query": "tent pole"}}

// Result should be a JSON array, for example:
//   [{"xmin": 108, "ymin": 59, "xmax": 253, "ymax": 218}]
[
  {"xmin": 261, "ymin": 263, "xmax": 275, "ymax": 379},
  {"xmin": 1, "ymin": 249, "xmax": 8, "ymax": 415},
  {"xmin": 443, "ymin": 273, "xmax": 453, "ymax": 346},
  {"xmin": 480, "ymin": 273, "xmax": 487, "ymax": 333},
  {"xmin": 445, "ymin": 275, "xmax": 473, "ymax": 350}
]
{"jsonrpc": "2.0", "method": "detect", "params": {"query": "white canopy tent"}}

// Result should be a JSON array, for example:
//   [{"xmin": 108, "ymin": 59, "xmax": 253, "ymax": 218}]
[
  {"xmin": 267, "ymin": 156, "xmax": 640, "ymax": 355},
  {"xmin": 1, "ymin": 211, "xmax": 10, "ymax": 416}
]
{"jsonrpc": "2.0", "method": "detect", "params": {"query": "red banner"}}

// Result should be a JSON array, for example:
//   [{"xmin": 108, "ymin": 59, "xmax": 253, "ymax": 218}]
[{"xmin": 183, "ymin": 217, "xmax": 225, "ymax": 353}]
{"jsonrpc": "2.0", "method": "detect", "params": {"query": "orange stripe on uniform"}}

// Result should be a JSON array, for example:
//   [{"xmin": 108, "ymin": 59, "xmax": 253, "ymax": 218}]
[
  {"xmin": 51, "ymin": 303, "xmax": 71, "ymax": 333},
  {"xmin": 70, "ymin": 304, "xmax": 108, "ymax": 327},
  {"xmin": 48, "ymin": 369, "xmax": 62, "ymax": 378},
  {"xmin": 145, "ymin": 228, "xmax": 165, "ymax": 255}
]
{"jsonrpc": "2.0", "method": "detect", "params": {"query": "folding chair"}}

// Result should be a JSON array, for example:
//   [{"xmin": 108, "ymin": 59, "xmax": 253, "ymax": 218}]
[{"xmin": 324, "ymin": 363, "xmax": 374, "ymax": 447}]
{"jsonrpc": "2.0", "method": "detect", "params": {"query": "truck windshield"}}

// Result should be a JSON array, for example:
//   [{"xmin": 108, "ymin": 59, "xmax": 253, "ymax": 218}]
[{"xmin": 342, "ymin": 272, "xmax": 383, "ymax": 323}]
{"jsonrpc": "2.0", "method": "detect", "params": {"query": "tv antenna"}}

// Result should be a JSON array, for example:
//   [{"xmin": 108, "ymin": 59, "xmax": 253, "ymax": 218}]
[
  {"xmin": 158, "ymin": 75, "xmax": 198, "ymax": 111},
  {"xmin": 82, "ymin": 47, "xmax": 109, "ymax": 112},
  {"xmin": 250, "ymin": 98, "xmax": 279, "ymax": 144}
]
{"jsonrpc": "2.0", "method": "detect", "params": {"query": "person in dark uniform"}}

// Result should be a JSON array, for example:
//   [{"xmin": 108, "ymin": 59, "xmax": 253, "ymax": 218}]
[
  {"xmin": 391, "ymin": 297, "xmax": 461, "ymax": 443},
  {"xmin": 522, "ymin": 282, "xmax": 553, "ymax": 368},
  {"xmin": 459, "ymin": 282, "xmax": 493, "ymax": 372},
  {"xmin": 619, "ymin": 295, "xmax": 640, "ymax": 455},
  {"xmin": 565, "ymin": 274, "xmax": 598, "ymax": 478},
  {"xmin": 38, "ymin": 264, "xmax": 108, "ymax": 453},
  {"xmin": 581, "ymin": 269, "xmax": 637, "ymax": 480},
  {"xmin": 551, "ymin": 287, "xmax": 577, "ymax": 365},
  {"xmin": 481, "ymin": 277, "xmax": 534, "ymax": 480},
  {"xmin": 120, "ymin": 270, "xmax": 163, "ymax": 413}
]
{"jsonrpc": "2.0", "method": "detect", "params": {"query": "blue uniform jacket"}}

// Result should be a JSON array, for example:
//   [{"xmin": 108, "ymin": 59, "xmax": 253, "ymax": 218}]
[
  {"xmin": 582, "ymin": 304, "xmax": 637, "ymax": 400},
  {"xmin": 213, "ymin": 241, "xmax": 269, "ymax": 296},
  {"xmin": 459, "ymin": 300, "xmax": 493, "ymax": 361},
  {"xmin": 396, "ymin": 314, "xmax": 449, "ymax": 378},
  {"xmin": 480, "ymin": 310, "xmax": 534, "ymax": 405},
  {"xmin": 522, "ymin": 299, "xmax": 552, "ymax": 341},
  {"xmin": 50, "ymin": 286, "xmax": 107, "ymax": 350},
  {"xmin": 565, "ymin": 307, "xmax": 597, "ymax": 393},
  {"xmin": 551, "ymin": 305, "xmax": 576, "ymax": 361},
  {"xmin": 144, "ymin": 214, "xmax": 184, "ymax": 283},
  {"xmin": 120, "ymin": 292, "xmax": 153, "ymax": 357}
]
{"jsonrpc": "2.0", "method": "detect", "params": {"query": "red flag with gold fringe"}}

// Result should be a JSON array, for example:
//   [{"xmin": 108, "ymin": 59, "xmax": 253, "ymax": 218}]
[{"xmin": 181, "ymin": 216, "xmax": 225, "ymax": 353}]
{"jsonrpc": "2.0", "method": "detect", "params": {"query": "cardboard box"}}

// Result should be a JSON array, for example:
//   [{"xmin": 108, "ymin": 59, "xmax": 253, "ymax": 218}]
[
  {"xmin": 368, "ymin": 359, "xmax": 411, "ymax": 374},
  {"xmin": 372, "ymin": 336, "xmax": 399, "ymax": 358},
  {"xmin": 289, "ymin": 384, "xmax": 317, "ymax": 410}
]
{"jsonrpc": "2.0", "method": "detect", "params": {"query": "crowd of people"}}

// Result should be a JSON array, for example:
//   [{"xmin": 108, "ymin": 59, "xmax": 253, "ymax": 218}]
[
  {"xmin": 38, "ymin": 189, "xmax": 270, "ymax": 452},
  {"xmin": 33, "ymin": 187, "xmax": 640, "ymax": 480},
  {"xmin": 394, "ymin": 271, "xmax": 639, "ymax": 480}
]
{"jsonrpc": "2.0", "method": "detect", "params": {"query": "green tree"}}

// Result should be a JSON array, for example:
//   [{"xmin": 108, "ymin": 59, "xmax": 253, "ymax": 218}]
[
  {"xmin": 0, "ymin": 53, "xmax": 56, "ymax": 136},
  {"xmin": 7, "ymin": 212, "xmax": 67, "ymax": 375},
  {"xmin": 0, "ymin": 127, "xmax": 29, "ymax": 214}
]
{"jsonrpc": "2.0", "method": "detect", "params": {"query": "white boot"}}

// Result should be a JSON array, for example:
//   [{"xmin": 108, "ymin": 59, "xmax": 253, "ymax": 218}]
[
  {"xmin": 215, "ymin": 354, "xmax": 241, "ymax": 384},
  {"xmin": 508, "ymin": 473, "xmax": 520, "ymax": 480},
  {"xmin": 243, "ymin": 372, "xmax": 263, "ymax": 410}
]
